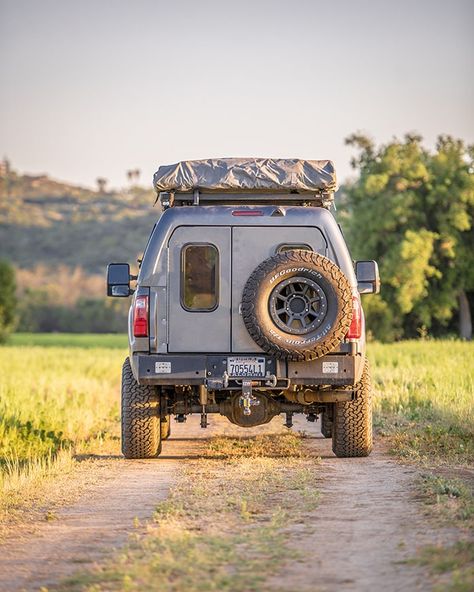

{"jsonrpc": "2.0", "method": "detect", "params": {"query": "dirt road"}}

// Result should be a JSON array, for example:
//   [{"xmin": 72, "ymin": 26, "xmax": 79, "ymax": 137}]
[{"xmin": 0, "ymin": 416, "xmax": 451, "ymax": 592}]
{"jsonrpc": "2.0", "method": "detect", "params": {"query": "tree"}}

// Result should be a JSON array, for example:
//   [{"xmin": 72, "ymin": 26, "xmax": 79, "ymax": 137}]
[
  {"xmin": 126, "ymin": 169, "xmax": 141, "ymax": 185},
  {"xmin": 0, "ymin": 260, "xmax": 17, "ymax": 342},
  {"xmin": 96, "ymin": 177, "xmax": 108, "ymax": 193},
  {"xmin": 343, "ymin": 133, "xmax": 474, "ymax": 340}
]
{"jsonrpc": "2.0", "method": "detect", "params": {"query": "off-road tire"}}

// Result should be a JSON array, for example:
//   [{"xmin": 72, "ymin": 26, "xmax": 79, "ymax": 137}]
[
  {"xmin": 332, "ymin": 360, "xmax": 373, "ymax": 457},
  {"xmin": 160, "ymin": 414, "xmax": 171, "ymax": 440},
  {"xmin": 320, "ymin": 409, "xmax": 333, "ymax": 438},
  {"xmin": 241, "ymin": 250, "xmax": 353, "ymax": 361},
  {"xmin": 121, "ymin": 357, "xmax": 161, "ymax": 459}
]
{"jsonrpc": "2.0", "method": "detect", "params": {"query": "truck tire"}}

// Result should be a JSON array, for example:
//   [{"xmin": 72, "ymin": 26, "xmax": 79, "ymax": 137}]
[
  {"xmin": 332, "ymin": 360, "xmax": 373, "ymax": 457},
  {"xmin": 241, "ymin": 250, "xmax": 353, "ymax": 361},
  {"xmin": 160, "ymin": 414, "xmax": 171, "ymax": 440},
  {"xmin": 320, "ymin": 409, "xmax": 333, "ymax": 438},
  {"xmin": 121, "ymin": 357, "xmax": 161, "ymax": 459}
]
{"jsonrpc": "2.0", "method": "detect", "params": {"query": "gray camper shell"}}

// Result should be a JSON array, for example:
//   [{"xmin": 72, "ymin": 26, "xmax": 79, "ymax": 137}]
[
  {"xmin": 131, "ymin": 205, "xmax": 361, "ymax": 381},
  {"xmin": 107, "ymin": 158, "xmax": 380, "ymax": 459}
]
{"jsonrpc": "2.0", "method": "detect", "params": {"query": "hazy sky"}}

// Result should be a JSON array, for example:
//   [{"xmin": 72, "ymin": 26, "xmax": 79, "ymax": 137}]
[{"xmin": 1, "ymin": 0, "xmax": 473, "ymax": 190}]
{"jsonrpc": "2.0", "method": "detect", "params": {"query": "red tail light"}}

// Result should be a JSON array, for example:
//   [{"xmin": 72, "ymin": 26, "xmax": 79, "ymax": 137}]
[
  {"xmin": 346, "ymin": 296, "xmax": 362, "ymax": 340},
  {"xmin": 133, "ymin": 295, "xmax": 149, "ymax": 337}
]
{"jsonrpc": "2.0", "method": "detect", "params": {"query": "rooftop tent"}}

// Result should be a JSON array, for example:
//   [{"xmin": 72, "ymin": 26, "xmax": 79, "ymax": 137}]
[{"xmin": 153, "ymin": 158, "xmax": 337, "ymax": 207}]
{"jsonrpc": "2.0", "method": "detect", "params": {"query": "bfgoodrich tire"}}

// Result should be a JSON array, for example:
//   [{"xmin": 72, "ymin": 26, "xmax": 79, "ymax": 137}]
[
  {"xmin": 121, "ymin": 357, "xmax": 161, "ymax": 459},
  {"xmin": 241, "ymin": 250, "xmax": 353, "ymax": 361},
  {"xmin": 332, "ymin": 360, "xmax": 373, "ymax": 458}
]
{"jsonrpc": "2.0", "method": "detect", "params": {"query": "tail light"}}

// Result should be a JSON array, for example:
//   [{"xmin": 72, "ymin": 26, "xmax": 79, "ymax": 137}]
[
  {"xmin": 133, "ymin": 295, "xmax": 149, "ymax": 337},
  {"xmin": 346, "ymin": 296, "xmax": 362, "ymax": 340}
]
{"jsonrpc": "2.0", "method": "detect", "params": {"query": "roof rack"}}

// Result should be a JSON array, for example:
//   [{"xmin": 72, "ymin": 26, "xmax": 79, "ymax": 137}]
[{"xmin": 158, "ymin": 189, "xmax": 334, "ymax": 210}]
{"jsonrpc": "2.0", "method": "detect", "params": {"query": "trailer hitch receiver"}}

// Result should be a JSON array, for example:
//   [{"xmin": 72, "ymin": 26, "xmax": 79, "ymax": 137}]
[{"xmin": 239, "ymin": 380, "xmax": 260, "ymax": 416}]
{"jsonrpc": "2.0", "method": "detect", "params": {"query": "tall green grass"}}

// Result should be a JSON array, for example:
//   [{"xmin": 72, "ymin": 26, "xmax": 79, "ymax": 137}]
[
  {"xmin": 0, "ymin": 345, "xmax": 125, "ymax": 462},
  {"xmin": 0, "ymin": 338, "xmax": 126, "ymax": 505},
  {"xmin": 368, "ymin": 341, "xmax": 474, "ymax": 464}
]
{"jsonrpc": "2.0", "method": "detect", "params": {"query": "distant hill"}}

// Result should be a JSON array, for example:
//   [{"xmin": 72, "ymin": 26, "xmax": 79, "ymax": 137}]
[{"xmin": 0, "ymin": 168, "xmax": 159, "ymax": 274}]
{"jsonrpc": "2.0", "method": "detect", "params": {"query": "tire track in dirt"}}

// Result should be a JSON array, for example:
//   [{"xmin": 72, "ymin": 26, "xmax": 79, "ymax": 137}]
[
  {"xmin": 0, "ymin": 417, "xmax": 289, "ymax": 592},
  {"xmin": 271, "ymin": 430, "xmax": 453, "ymax": 592},
  {"xmin": 0, "ymin": 416, "xmax": 453, "ymax": 592},
  {"xmin": 0, "ymin": 460, "xmax": 177, "ymax": 592}
]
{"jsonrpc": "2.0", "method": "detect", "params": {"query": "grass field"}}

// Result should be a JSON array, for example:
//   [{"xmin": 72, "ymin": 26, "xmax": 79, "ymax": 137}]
[
  {"xmin": 0, "ymin": 333, "xmax": 126, "ymax": 511},
  {"xmin": 9, "ymin": 332, "xmax": 128, "ymax": 349},
  {"xmin": 368, "ymin": 341, "xmax": 474, "ymax": 465},
  {"xmin": 0, "ymin": 334, "xmax": 473, "ymax": 512}
]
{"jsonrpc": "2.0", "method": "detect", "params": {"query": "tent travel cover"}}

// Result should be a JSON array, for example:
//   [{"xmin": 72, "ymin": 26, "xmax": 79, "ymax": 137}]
[{"xmin": 153, "ymin": 158, "xmax": 337, "ymax": 195}]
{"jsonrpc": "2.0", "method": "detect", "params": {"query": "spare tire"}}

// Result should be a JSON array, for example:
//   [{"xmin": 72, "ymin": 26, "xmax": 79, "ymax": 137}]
[{"xmin": 241, "ymin": 250, "xmax": 353, "ymax": 361}]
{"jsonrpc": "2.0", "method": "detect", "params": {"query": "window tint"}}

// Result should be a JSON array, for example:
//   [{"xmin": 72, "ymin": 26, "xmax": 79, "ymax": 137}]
[
  {"xmin": 182, "ymin": 244, "xmax": 218, "ymax": 311},
  {"xmin": 277, "ymin": 244, "xmax": 313, "ymax": 253}
]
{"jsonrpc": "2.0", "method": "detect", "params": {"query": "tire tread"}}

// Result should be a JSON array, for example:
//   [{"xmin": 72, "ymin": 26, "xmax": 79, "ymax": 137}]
[
  {"xmin": 121, "ymin": 357, "xmax": 161, "ymax": 459},
  {"xmin": 332, "ymin": 359, "xmax": 373, "ymax": 457}
]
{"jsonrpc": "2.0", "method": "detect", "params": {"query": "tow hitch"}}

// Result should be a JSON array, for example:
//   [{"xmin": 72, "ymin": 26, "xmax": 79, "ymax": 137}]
[{"xmin": 239, "ymin": 380, "xmax": 261, "ymax": 416}]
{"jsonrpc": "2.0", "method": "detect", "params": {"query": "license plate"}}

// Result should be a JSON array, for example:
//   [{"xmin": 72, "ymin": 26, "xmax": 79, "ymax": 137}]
[{"xmin": 227, "ymin": 356, "xmax": 266, "ymax": 378}]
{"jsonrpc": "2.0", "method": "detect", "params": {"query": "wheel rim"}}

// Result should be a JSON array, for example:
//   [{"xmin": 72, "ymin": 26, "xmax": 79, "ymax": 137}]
[{"xmin": 269, "ymin": 276, "xmax": 328, "ymax": 335}]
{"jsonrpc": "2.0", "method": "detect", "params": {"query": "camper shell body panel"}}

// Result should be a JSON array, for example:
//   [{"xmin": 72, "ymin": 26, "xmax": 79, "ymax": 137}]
[{"xmin": 128, "ymin": 205, "xmax": 365, "ymax": 386}]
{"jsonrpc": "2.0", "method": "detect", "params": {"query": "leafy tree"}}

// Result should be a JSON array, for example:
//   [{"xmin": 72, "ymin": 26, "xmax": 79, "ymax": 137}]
[
  {"xmin": 343, "ymin": 134, "xmax": 474, "ymax": 340},
  {"xmin": 0, "ymin": 260, "xmax": 17, "ymax": 342}
]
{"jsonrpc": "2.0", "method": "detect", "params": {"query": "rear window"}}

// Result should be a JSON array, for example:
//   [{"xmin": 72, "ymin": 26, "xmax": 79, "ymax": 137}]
[{"xmin": 181, "ymin": 244, "xmax": 219, "ymax": 311}]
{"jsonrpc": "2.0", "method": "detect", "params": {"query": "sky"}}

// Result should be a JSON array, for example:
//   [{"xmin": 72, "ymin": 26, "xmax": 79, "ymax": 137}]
[{"xmin": 0, "ymin": 0, "xmax": 473, "ymax": 190}]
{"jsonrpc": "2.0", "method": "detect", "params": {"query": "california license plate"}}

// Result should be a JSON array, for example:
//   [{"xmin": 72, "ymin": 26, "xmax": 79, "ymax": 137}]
[{"xmin": 227, "ymin": 356, "xmax": 266, "ymax": 378}]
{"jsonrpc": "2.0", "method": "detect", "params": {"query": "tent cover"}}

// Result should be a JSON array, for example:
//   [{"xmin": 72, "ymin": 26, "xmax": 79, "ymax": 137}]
[{"xmin": 153, "ymin": 158, "xmax": 337, "ymax": 195}]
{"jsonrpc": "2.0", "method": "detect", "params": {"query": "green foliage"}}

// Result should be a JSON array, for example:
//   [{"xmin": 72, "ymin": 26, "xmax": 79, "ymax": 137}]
[
  {"xmin": 363, "ymin": 295, "xmax": 399, "ymax": 342},
  {"xmin": 9, "ymin": 332, "xmax": 127, "ymax": 348},
  {"xmin": 0, "ymin": 169, "xmax": 156, "ymax": 333},
  {"xmin": 409, "ymin": 541, "xmax": 474, "ymax": 591},
  {"xmin": 17, "ymin": 290, "xmax": 128, "ymax": 333},
  {"xmin": 0, "ymin": 170, "xmax": 157, "ymax": 273},
  {"xmin": 0, "ymin": 260, "xmax": 17, "ymax": 343},
  {"xmin": 369, "ymin": 340, "xmax": 474, "ymax": 464},
  {"xmin": 343, "ymin": 134, "xmax": 474, "ymax": 340},
  {"xmin": 0, "ymin": 342, "xmax": 123, "ymax": 471}
]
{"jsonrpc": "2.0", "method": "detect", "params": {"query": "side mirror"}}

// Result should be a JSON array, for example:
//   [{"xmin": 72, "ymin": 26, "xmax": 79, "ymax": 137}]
[
  {"xmin": 356, "ymin": 260, "xmax": 380, "ymax": 294},
  {"xmin": 107, "ymin": 263, "xmax": 132, "ymax": 297}
]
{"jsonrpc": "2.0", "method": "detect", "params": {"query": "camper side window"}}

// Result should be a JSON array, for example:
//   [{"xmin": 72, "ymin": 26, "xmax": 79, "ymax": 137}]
[{"xmin": 181, "ymin": 244, "xmax": 219, "ymax": 311}]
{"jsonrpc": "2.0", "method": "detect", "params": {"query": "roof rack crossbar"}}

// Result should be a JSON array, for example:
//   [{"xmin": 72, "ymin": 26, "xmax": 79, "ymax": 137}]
[{"xmin": 158, "ymin": 191, "xmax": 334, "ymax": 210}]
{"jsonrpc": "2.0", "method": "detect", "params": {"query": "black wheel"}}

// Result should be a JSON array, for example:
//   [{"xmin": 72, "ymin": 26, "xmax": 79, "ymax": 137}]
[
  {"xmin": 332, "ymin": 360, "xmax": 373, "ymax": 458},
  {"xmin": 160, "ymin": 414, "xmax": 171, "ymax": 440},
  {"xmin": 121, "ymin": 357, "xmax": 161, "ymax": 459},
  {"xmin": 320, "ymin": 408, "xmax": 333, "ymax": 438},
  {"xmin": 241, "ymin": 250, "xmax": 353, "ymax": 361}
]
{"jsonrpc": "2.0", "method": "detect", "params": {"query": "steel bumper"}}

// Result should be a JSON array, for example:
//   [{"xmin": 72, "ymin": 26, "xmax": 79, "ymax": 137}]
[{"xmin": 134, "ymin": 353, "xmax": 363, "ymax": 387}]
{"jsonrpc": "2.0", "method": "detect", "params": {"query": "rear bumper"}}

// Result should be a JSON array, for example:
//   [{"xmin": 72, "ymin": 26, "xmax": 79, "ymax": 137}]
[{"xmin": 133, "ymin": 352, "xmax": 364, "ymax": 387}]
